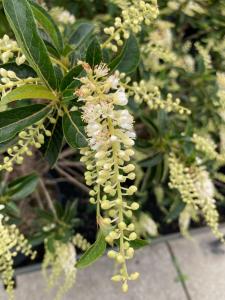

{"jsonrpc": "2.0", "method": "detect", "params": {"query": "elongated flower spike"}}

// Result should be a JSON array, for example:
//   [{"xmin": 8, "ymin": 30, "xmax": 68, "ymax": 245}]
[
  {"xmin": 103, "ymin": 0, "xmax": 159, "ymax": 52},
  {"xmin": 0, "ymin": 207, "xmax": 36, "ymax": 300},
  {"xmin": 169, "ymin": 153, "xmax": 224, "ymax": 242},
  {"xmin": 114, "ymin": 71, "xmax": 191, "ymax": 115},
  {"xmin": 77, "ymin": 61, "xmax": 139, "ymax": 292},
  {"xmin": 0, "ymin": 109, "xmax": 58, "ymax": 172}
]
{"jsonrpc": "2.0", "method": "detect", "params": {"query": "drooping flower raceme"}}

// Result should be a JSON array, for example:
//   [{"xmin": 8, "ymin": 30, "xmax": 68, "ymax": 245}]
[
  {"xmin": 42, "ymin": 234, "xmax": 90, "ymax": 300},
  {"xmin": 0, "ymin": 108, "xmax": 59, "ymax": 172},
  {"xmin": 168, "ymin": 154, "xmax": 224, "ymax": 241},
  {"xmin": 77, "ymin": 62, "xmax": 139, "ymax": 292},
  {"xmin": 43, "ymin": 240, "xmax": 77, "ymax": 300},
  {"xmin": 103, "ymin": 0, "xmax": 159, "ymax": 52},
  {"xmin": 125, "ymin": 77, "xmax": 191, "ymax": 115},
  {"xmin": 192, "ymin": 133, "xmax": 225, "ymax": 162},
  {"xmin": 0, "ymin": 207, "xmax": 36, "ymax": 300}
]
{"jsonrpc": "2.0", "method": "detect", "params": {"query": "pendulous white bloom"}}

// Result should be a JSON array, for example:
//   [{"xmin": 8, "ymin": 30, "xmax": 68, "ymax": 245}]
[
  {"xmin": 169, "ymin": 153, "xmax": 224, "ymax": 242},
  {"xmin": 195, "ymin": 42, "xmax": 212, "ymax": 70},
  {"xmin": 0, "ymin": 110, "xmax": 57, "ymax": 172},
  {"xmin": 134, "ymin": 212, "xmax": 158, "ymax": 238},
  {"xmin": 77, "ymin": 61, "xmax": 139, "ymax": 292},
  {"xmin": 125, "ymin": 78, "xmax": 191, "ymax": 114},
  {"xmin": 0, "ymin": 213, "xmax": 36, "ymax": 300},
  {"xmin": 103, "ymin": 0, "xmax": 159, "ymax": 51},
  {"xmin": 50, "ymin": 7, "xmax": 75, "ymax": 25},
  {"xmin": 192, "ymin": 133, "xmax": 225, "ymax": 162},
  {"xmin": 43, "ymin": 240, "xmax": 77, "ymax": 300}
]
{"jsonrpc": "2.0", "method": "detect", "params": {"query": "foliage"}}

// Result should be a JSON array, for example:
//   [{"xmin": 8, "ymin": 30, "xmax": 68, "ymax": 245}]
[{"xmin": 0, "ymin": 0, "xmax": 225, "ymax": 298}]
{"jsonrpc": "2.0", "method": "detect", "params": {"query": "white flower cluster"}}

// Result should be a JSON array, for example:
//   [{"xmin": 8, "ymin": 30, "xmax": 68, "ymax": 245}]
[
  {"xmin": 217, "ymin": 72, "xmax": 225, "ymax": 108},
  {"xmin": 103, "ymin": 0, "xmax": 159, "ymax": 52},
  {"xmin": 0, "ymin": 115, "xmax": 54, "ymax": 172},
  {"xmin": 127, "ymin": 79, "xmax": 191, "ymax": 114},
  {"xmin": 72, "ymin": 233, "xmax": 91, "ymax": 251},
  {"xmin": 0, "ymin": 35, "xmax": 26, "ymax": 65},
  {"xmin": 0, "ymin": 206, "xmax": 36, "ymax": 300},
  {"xmin": 195, "ymin": 42, "xmax": 212, "ymax": 70},
  {"xmin": 77, "ymin": 62, "xmax": 139, "ymax": 292},
  {"xmin": 169, "ymin": 154, "xmax": 224, "ymax": 241},
  {"xmin": 168, "ymin": 0, "xmax": 206, "ymax": 16},
  {"xmin": 192, "ymin": 133, "xmax": 225, "ymax": 162},
  {"xmin": 141, "ymin": 21, "xmax": 176, "ymax": 71},
  {"xmin": 134, "ymin": 212, "xmax": 158, "ymax": 238},
  {"xmin": 43, "ymin": 240, "xmax": 77, "ymax": 300},
  {"xmin": 0, "ymin": 68, "xmax": 39, "ymax": 98},
  {"xmin": 50, "ymin": 7, "xmax": 75, "ymax": 25}
]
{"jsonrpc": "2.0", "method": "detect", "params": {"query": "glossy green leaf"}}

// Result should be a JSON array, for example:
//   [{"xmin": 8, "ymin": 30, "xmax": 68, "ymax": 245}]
[
  {"xmin": 109, "ymin": 34, "xmax": 140, "ymax": 74},
  {"xmin": 165, "ymin": 200, "xmax": 186, "ymax": 223},
  {"xmin": 139, "ymin": 153, "xmax": 163, "ymax": 168},
  {"xmin": 69, "ymin": 23, "xmax": 94, "ymax": 49},
  {"xmin": 42, "ymin": 117, "xmax": 63, "ymax": 167},
  {"xmin": 76, "ymin": 231, "xmax": 106, "ymax": 269},
  {"xmin": 6, "ymin": 173, "xmax": 39, "ymax": 201},
  {"xmin": 129, "ymin": 239, "xmax": 150, "ymax": 249},
  {"xmin": 0, "ymin": 104, "xmax": 51, "ymax": 143},
  {"xmin": 63, "ymin": 110, "xmax": 87, "ymax": 148},
  {"xmin": 1, "ymin": 85, "xmax": 58, "ymax": 106},
  {"xmin": 3, "ymin": 0, "xmax": 57, "ymax": 90},
  {"xmin": 29, "ymin": 1, "xmax": 63, "ymax": 53},
  {"xmin": 60, "ymin": 65, "xmax": 83, "ymax": 91},
  {"xmin": 86, "ymin": 38, "xmax": 102, "ymax": 67}
]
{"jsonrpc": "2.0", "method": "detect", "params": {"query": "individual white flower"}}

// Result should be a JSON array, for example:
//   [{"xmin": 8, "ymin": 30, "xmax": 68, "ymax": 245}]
[
  {"xmin": 113, "ymin": 89, "xmax": 128, "ymax": 106},
  {"xmin": 94, "ymin": 63, "xmax": 110, "ymax": 78},
  {"xmin": 107, "ymin": 75, "xmax": 119, "ymax": 89}
]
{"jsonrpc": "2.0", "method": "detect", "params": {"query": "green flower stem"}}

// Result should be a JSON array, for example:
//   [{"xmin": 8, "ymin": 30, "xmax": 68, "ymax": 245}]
[{"xmin": 108, "ymin": 118, "xmax": 129, "ymax": 281}]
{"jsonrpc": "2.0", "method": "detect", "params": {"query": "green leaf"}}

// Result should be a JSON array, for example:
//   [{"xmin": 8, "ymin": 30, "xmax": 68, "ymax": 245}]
[
  {"xmin": 42, "ymin": 117, "xmax": 63, "ymax": 167},
  {"xmin": 165, "ymin": 200, "xmax": 186, "ymax": 223},
  {"xmin": 109, "ymin": 35, "xmax": 140, "ymax": 74},
  {"xmin": 129, "ymin": 239, "xmax": 150, "ymax": 250},
  {"xmin": 1, "ymin": 85, "xmax": 58, "ymax": 106},
  {"xmin": 76, "ymin": 231, "xmax": 106, "ymax": 269},
  {"xmin": 139, "ymin": 153, "xmax": 163, "ymax": 168},
  {"xmin": 3, "ymin": 0, "xmax": 57, "ymax": 90},
  {"xmin": 6, "ymin": 173, "xmax": 39, "ymax": 201},
  {"xmin": 29, "ymin": 1, "xmax": 63, "ymax": 53},
  {"xmin": 0, "ymin": 104, "xmax": 51, "ymax": 143},
  {"xmin": 86, "ymin": 38, "xmax": 102, "ymax": 67},
  {"xmin": 63, "ymin": 110, "xmax": 87, "ymax": 148},
  {"xmin": 60, "ymin": 65, "xmax": 83, "ymax": 91},
  {"xmin": 69, "ymin": 23, "xmax": 94, "ymax": 49}
]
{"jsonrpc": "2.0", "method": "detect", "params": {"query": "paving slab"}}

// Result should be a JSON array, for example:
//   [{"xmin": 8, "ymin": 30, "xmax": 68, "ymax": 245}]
[
  {"xmin": 0, "ymin": 243, "xmax": 186, "ymax": 300},
  {"xmin": 169, "ymin": 228, "xmax": 225, "ymax": 300}
]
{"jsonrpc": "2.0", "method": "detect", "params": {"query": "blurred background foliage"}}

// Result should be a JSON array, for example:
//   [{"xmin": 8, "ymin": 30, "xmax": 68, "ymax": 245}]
[{"xmin": 1, "ymin": 0, "xmax": 225, "ymax": 247}]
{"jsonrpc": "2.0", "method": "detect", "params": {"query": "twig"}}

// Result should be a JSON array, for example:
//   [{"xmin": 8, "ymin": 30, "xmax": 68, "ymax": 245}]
[
  {"xmin": 59, "ymin": 148, "xmax": 77, "ymax": 159},
  {"xmin": 39, "ymin": 178, "xmax": 57, "ymax": 219},
  {"xmin": 58, "ymin": 163, "xmax": 84, "ymax": 182},
  {"xmin": 34, "ymin": 190, "xmax": 44, "ymax": 209},
  {"xmin": 55, "ymin": 165, "xmax": 90, "ymax": 194}
]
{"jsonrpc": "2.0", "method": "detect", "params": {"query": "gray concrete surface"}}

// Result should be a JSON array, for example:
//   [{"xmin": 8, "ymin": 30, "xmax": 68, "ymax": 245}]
[
  {"xmin": 0, "ymin": 243, "xmax": 185, "ymax": 300},
  {"xmin": 1, "ymin": 228, "xmax": 225, "ymax": 300},
  {"xmin": 170, "ymin": 228, "xmax": 225, "ymax": 300}
]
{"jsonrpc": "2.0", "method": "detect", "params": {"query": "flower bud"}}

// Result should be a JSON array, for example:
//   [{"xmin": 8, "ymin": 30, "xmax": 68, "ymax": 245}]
[{"xmin": 129, "ymin": 232, "xmax": 137, "ymax": 241}]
